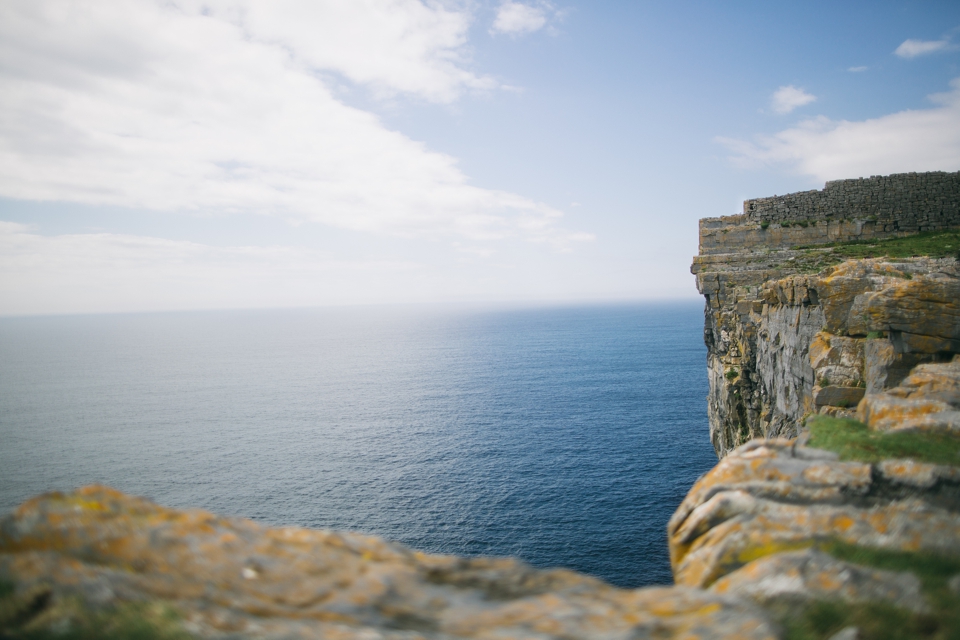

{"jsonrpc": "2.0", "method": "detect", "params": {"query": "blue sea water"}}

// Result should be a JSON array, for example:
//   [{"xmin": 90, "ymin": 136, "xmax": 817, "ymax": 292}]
[{"xmin": 0, "ymin": 302, "xmax": 716, "ymax": 588}]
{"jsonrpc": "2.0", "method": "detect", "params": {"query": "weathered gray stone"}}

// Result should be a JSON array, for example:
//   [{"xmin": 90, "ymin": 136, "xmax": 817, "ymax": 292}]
[
  {"xmin": 863, "ymin": 338, "xmax": 935, "ymax": 394},
  {"xmin": 813, "ymin": 386, "xmax": 865, "ymax": 408},
  {"xmin": 694, "ymin": 195, "xmax": 959, "ymax": 459},
  {"xmin": 859, "ymin": 360, "xmax": 960, "ymax": 433},
  {"xmin": 809, "ymin": 333, "xmax": 865, "ymax": 388},
  {"xmin": 709, "ymin": 548, "xmax": 929, "ymax": 613},
  {"xmin": 0, "ymin": 487, "xmax": 781, "ymax": 640},
  {"xmin": 668, "ymin": 440, "xmax": 960, "ymax": 590}
]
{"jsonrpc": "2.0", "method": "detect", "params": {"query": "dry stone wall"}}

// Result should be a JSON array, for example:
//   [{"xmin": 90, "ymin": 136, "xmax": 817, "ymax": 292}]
[{"xmin": 700, "ymin": 171, "xmax": 960, "ymax": 255}]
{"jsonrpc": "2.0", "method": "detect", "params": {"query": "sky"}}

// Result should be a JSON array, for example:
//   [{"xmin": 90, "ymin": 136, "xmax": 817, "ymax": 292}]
[{"xmin": 2, "ymin": 0, "xmax": 960, "ymax": 315}]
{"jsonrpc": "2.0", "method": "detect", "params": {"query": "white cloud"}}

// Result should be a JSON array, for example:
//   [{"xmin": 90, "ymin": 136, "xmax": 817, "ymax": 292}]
[
  {"xmin": 848, "ymin": 66, "xmax": 868, "ymax": 73},
  {"xmin": 210, "ymin": 0, "xmax": 496, "ymax": 102},
  {"xmin": 491, "ymin": 1, "xmax": 549, "ymax": 36},
  {"xmin": 0, "ymin": 1, "xmax": 586, "ymax": 248},
  {"xmin": 0, "ymin": 222, "xmax": 606, "ymax": 315},
  {"xmin": 895, "ymin": 38, "xmax": 953, "ymax": 59},
  {"xmin": 770, "ymin": 85, "xmax": 816, "ymax": 114},
  {"xmin": 718, "ymin": 79, "xmax": 960, "ymax": 182},
  {"xmin": 0, "ymin": 222, "xmax": 424, "ymax": 315}
]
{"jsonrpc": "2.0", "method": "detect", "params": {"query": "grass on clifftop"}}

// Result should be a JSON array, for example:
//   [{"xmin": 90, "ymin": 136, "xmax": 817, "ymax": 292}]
[
  {"xmin": 794, "ymin": 229, "xmax": 960, "ymax": 267},
  {"xmin": 0, "ymin": 582, "xmax": 192, "ymax": 640},
  {"xmin": 784, "ymin": 541, "xmax": 960, "ymax": 640},
  {"xmin": 806, "ymin": 416, "xmax": 960, "ymax": 467}
]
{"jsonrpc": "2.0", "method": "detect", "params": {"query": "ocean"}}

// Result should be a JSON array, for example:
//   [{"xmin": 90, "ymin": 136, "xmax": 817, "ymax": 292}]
[{"xmin": 0, "ymin": 301, "xmax": 717, "ymax": 588}]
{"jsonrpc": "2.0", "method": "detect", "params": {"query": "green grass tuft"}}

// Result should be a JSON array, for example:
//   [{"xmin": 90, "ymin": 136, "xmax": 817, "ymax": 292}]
[
  {"xmin": 0, "ymin": 584, "xmax": 193, "ymax": 640},
  {"xmin": 822, "ymin": 541, "xmax": 960, "ymax": 584},
  {"xmin": 782, "ymin": 599, "xmax": 948, "ymax": 640},
  {"xmin": 806, "ymin": 416, "xmax": 960, "ymax": 467},
  {"xmin": 793, "ymin": 230, "xmax": 960, "ymax": 263},
  {"xmin": 781, "ymin": 541, "xmax": 960, "ymax": 640}
]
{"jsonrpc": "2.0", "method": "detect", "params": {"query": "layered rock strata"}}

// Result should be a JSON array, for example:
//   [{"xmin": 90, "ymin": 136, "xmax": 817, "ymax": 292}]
[
  {"xmin": 858, "ymin": 359, "xmax": 960, "ymax": 433},
  {"xmin": 667, "ymin": 439, "xmax": 960, "ymax": 590},
  {"xmin": 692, "ymin": 171, "xmax": 960, "ymax": 458},
  {"xmin": 5, "ymin": 430, "xmax": 960, "ymax": 639},
  {"xmin": 666, "ymin": 434, "xmax": 960, "ymax": 636}
]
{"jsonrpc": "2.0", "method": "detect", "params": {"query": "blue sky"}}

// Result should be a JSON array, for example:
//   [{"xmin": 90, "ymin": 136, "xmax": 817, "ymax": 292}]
[{"xmin": 2, "ymin": 0, "xmax": 959, "ymax": 314}]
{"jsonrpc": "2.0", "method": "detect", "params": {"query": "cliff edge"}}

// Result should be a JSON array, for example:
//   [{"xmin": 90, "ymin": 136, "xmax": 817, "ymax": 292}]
[{"xmin": 691, "ymin": 171, "xmax": 960, "ymax": 457}]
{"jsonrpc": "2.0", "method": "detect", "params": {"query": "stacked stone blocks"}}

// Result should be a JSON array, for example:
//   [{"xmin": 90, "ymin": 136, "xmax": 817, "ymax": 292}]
[{"xmin": 700, "ymin": 171, "xmax": 960, "ymax": 255}]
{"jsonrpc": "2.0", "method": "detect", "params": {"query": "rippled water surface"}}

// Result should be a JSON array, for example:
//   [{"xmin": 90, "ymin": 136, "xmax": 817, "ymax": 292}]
[{"xmin": 0, "ymin": 302, "xmax": 716, "ymax": 587}]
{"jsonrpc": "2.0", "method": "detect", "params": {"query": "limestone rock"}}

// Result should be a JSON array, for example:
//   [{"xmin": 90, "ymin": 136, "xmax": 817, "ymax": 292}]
[
  {"xmin": 809, "ymin": 333, "xmax": 864, "ymax": 388},
  {"xmin": 813, "ymin": 386, "xmax": 864, "ymax": 409},
  {"xmin": 858, "ymin": 360, "xmax": 960, "ymax": 433},
  {"xmin": 0, "ymin": 486, "xmax": 780, "ymax": 640},
  {"xmin": 708, "ymin": 548, "xmax": 929, "ymax": 614},
  {"xmin": 667, "ymin": 440, "xmax": 960, "ymax": 589},
  {"xmin": 695, "ymin": 249, "xmax": 959, "ymax": 459}
]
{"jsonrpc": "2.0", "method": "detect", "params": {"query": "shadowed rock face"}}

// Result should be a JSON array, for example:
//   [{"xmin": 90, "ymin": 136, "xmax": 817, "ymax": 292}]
[{"xmin": 0, "ymin": 486, "xmax": 779, "ymax": 639}]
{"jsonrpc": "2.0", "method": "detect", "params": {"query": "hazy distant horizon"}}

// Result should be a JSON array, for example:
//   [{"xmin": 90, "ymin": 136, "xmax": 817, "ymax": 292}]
[{"xmin": 0, "ymin": 294, "xmax": 702, "ymax": 320}]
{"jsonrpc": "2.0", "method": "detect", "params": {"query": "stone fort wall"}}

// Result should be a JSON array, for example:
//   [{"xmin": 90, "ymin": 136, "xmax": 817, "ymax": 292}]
[{"xmin": 699, "ymin": 171, "xmax": 960, "ymax": 255}]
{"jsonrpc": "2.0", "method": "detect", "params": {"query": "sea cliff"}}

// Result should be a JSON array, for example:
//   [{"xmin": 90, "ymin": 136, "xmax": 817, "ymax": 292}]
[
  {"xmin": 691, "ymin": 171, "xmax": 960, "ymax": 457},
  {"xmin": 3, "ymin": 172, "xmax": 960, "ymax": 639}
]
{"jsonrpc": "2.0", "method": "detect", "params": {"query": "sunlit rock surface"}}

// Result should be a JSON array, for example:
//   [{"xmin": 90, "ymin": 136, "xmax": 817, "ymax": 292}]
[
  {"xmin": 859, "ymin": 359, "xmax": 960, "ymax": 433},
  {"xmin": 694, "ymin": 245, "xmax": 959, "ymax": 459},
  {"xmin": 0, "ymin": 486, "xmax": 779, "ymax": 639},
  {"xmin": 709, "ymin": 548, "xmax": 929, "ymax": 614},
  {"xmin": 692, "ymin": 172, "xmax": 960, "ymax": 458},
  {"xmin": 668, "ymin": 439, "xmax": 960, "ymax": 589}
]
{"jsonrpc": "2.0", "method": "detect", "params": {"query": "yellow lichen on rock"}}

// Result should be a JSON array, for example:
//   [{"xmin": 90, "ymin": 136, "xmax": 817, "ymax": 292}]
[
  {"xmin": 0, "ymin": 486, "xmax": 780, "ymax": 640},
  {"xmin": 668, "ymin": 440, "xmax": 960, "ymax": 589},
  {"xmin": 859, "ymin": 360, "xmax": 960, "ymax": 433}
]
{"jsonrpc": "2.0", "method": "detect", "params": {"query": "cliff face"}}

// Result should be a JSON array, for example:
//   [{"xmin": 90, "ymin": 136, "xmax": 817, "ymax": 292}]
[{"xmin": 692, "ymin": 171, "xmax": 960, "ymax": 458}]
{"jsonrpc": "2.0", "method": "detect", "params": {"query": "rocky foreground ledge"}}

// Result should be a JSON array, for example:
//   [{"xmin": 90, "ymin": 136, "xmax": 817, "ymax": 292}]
[
  {"xmin": 0, "ymin": 486, "xmax": 778, "ymax": 640},
  {"xmin": 4, "ymin": 405, "xmax": 960, "ymax": 640}
]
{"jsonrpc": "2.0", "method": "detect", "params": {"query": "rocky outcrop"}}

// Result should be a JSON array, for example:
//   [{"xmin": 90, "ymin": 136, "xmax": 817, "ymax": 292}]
[
  {"xmin": 667, "ymin": 439, "xmax": 960, "ymax": 589},
  {"xmin": 6, "ymin": 431, "xmax": 960, "ymax": 639},
  {"xmin": 677, "ymin": 172, "xmax": 960, "ymax": 636},
  {"xmin": 3, "ymin": 172, "xmax": 960, "ymax": 639},
  {"xmin": 694, "ymin": 253, "xmax": 959, "ymax": 458},
  {"xmin": 858, "ymin": 359, "xmax": 960, "ymax": 433},
  {"xmin": 663, "ymin": 422, "xmax": 960, "ymax": 637},
  {"xmin": 0, "ymin": 486, "xmax": 780, "ymax": 639},
  {"xmin": 693, "ymin": 171, "xmax": 960, "ymax": 458}
]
